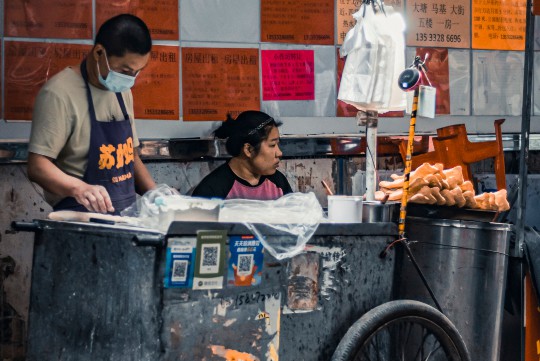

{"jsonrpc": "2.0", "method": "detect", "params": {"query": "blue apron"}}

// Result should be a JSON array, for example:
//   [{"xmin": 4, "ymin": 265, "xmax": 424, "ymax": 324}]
[{"xmin": 53, "ymin": 60, "xmax": 137, "ymax": 214}]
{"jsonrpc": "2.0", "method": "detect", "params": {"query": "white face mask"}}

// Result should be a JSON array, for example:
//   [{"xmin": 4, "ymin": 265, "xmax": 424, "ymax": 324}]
[{"xmin": 97, "ymin": 51, "xmax": 138, "ymax": 92}]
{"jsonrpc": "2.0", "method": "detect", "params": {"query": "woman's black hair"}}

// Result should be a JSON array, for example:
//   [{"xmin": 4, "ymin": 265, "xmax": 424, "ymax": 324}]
[
  {"xmin": 214, "ymin": 110, "xmax": 282, "ymax": 157},
  {"xmin": 95, "ymin": 14, "xmax": 152, "ymax": 57}
]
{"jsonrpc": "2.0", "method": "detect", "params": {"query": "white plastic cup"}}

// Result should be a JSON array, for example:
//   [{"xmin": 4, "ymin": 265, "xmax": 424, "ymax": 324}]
[{"xmin": 327, "ymin": 195, "xmax": 363, "ymax": 223}]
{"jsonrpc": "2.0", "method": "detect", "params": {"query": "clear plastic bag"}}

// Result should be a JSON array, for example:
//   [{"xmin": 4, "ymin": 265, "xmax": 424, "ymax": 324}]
[
  {"xmin": 338, "ymin": 3, "xmax": 406, "ymax": 113},
  {"xmin": 121, "ymin": 184, "xmax": 182, "ymax": 232},
  {"xmin": 219, "ymin": 192, "xmax": 324, "ymax": 260}
]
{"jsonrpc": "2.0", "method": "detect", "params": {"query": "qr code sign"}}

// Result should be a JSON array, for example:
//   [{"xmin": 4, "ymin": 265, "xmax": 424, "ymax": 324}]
[
  {"xmin": 237, "ymin": 254, "xmax": 254, "ymax": 276},
  {"xmin": 171, "ymin": 260, "xmax": 188, "ymax": 282},
  {"xmin": 200, "ymin": 244, "xmax": 220, "ymax": 274}
]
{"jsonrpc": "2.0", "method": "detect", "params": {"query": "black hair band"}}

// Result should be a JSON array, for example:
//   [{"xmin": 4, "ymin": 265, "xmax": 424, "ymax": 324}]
[{"xmin": 247, "ymin": 117, "xmax": 274, "ymax": 135}]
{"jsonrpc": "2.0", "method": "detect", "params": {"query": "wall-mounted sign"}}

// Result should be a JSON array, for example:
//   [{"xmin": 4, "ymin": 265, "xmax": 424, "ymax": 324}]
[
  {"xmin": 5, "ymin": 41, "xmax": 91, "ymax": 121},
  {"xmin": 96, "ymin": 0, "xmax": 179, "ymax": 40},
  {"xmin": 406, "ymin": 0, "xmax": 470, "ymax": 48},
  {"xmin": 471, "ymin": 0, "xmax": 526, "ymax": 50},
  {"xmin": 5, "ymin": 0, "xmax": 92, "ymax": 39},
  {"xmin": 182, "ymin": 48, "xmax": 260, "ymax": 121},
  {"xmin": 261, "ymin": 50, "xmax": 315, "ymax": 101},
  {"xmin": 132, "ymin": 45, "xmax": 179, "ymax": 120},
  {"xmin": 261, "ymin": 0, "xmax": 334, "ymax": 45}
]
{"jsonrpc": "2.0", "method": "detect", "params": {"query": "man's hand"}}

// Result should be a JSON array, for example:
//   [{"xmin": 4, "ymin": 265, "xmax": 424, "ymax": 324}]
[
  {"xmin": 28, "ymin": 153, "xmax": 115, "ymax": 213},
  {"xmin": 71, "ymin": 183, "xmax": 114, "ymax": 213}
]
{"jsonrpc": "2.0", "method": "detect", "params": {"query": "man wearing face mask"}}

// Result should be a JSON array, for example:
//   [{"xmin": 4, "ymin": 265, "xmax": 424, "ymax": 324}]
[{"xmin": 27, "ymin": 14, "xmax": 156, "ymax": 214}]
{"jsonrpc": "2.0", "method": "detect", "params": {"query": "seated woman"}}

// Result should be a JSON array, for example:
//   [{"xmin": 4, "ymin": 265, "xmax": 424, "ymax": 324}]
[{"xmin": 192, "ymin": 110, "xmax": 292, "ymax": 200}]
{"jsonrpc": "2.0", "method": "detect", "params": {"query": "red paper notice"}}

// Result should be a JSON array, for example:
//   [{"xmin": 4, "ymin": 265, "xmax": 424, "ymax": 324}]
[
  {"xmin": 5, "ymin": 41, "xmax": 91, "ymax": 121},
  {"xmin": 261, "ymin": 0, "xmax": 334, "ymax": 45},
  {"xmin": 132, "ymin": 45, "xmax": 180, "ymax": 120},
  {"xmin": 261, "ymin": 50, "xmax": 315, "ymax": 101},
  {"xmin": 5, "ymin": 0, "xmax": 92, "ymax": 39},
  {"xmin": 96, "ymin": 0, "xmax": 179, "ymax": 41},
  {"xmin": 182, "ymin": 48, "xmax": 260, "ymax": 121}
]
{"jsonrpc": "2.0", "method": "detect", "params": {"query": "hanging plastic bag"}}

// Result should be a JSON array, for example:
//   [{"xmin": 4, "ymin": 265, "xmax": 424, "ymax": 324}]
[
  {"xmin": 219, "ymin": 192, "xmax": 324, "ymax": 260},
  {"xmin": 338, "ymin": 3, "xmax": 406, "ymax": 113}
]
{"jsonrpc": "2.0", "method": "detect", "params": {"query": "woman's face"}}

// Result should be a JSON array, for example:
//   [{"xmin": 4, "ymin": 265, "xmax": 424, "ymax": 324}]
[{"xmin": 249, "ymin": 126, "xmax": 283, "ymax": 176}]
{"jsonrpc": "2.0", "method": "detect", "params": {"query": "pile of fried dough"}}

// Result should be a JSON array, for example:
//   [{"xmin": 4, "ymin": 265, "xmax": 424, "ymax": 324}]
[{"xmin": 374, "ymin": 163, "xmax": 510, "ymax": 212}]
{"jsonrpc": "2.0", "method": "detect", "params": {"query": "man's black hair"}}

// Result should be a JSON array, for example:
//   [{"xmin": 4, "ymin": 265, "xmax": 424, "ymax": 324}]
[{"xmin": 95, "ymin": 14, "xmax": 152, "ymax": 57}]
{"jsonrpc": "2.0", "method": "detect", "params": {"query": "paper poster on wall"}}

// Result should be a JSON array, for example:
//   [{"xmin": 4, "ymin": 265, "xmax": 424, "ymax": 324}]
[
  {"xmin": 261, "ymin": 44, "xmax": 336, "ymax": 117},
  {"xmin": 415, "ymin": 48, "xmax": 450, "ymax": 115},
  {"xmin": 227, "ymin": 235, "xmax": 264, "ymax": 287},
  {"xmin": 405, "ymin": 0, "xmax": 470, "ymax": 49},
  {"xmin": 96, "ymin": 0, "xmax": 179, "ymax": 40},
  {"xmin": 5, "ymin": 0, "xmax": 92, "ymax": 39},
  {"xmin": 261, "ymin": 0, "xmax": 334, "ymax": 45},
  {"xmin": 5, "ymin": 41, "xmax": 91, "ymax": 121},
  {"xmin": 261, "ymin": 50, "xmax": 315, "ymax": 101},
  {"xmin": 472, "ymin": 50, "xmax": 523, "ymax": 116},
  {"xmin": 337, "ymin": 0, "xmax": 403, "ymax": 45},
  {"xmin": 182, "ymin": 48, "xmax": 260, "ymax": 121},
  {"xmin": 472, "ymin": 0, "xmax": 526, "ymax": 50},
  {"xmin": 132, "ymin": 45, "xmax": 179, "ymax": 120}
]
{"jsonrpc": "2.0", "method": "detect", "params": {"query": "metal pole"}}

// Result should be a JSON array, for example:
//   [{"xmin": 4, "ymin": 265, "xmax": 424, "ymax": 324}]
[
  {"xmin": 365, "ymin": 110, "xmax": 378, "ymax": 201},
  {"xmin": 518, "ymin": 1, "xmax": 535, "ymax": 360}
]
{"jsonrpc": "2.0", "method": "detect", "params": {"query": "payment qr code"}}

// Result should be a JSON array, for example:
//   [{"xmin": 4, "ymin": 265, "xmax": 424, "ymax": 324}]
[
  {"xmin": 200, "ymin": 244, "xmax": 220, "ymax": 274},
  {"xmin": 171, "ymin": 260, "xmax": 188, "ymax": 282},
  {"xmin": 237, "ymin": 254, "xmax": 254, "ymax": 276}
]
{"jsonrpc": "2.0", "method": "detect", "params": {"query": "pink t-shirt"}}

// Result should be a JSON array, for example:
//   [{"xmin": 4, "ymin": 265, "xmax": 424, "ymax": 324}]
[{"xmin": 226, "ymin": 179, "xmax": 284, "ymax": 200}]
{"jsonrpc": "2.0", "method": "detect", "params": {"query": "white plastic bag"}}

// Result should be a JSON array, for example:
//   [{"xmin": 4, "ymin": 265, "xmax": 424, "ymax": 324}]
[
  {"xmin": 219, "ymin": 192, "xmax": 324, "ymax": 260},
  {"xmin": 338, "ymin": 4, "xmax": 406, "ymax": 113}
]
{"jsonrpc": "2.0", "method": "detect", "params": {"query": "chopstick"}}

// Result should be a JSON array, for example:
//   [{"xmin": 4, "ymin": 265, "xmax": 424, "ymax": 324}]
[{"xmin": 321, "ymin": 180, "xmax": 334, "ymax": 196}]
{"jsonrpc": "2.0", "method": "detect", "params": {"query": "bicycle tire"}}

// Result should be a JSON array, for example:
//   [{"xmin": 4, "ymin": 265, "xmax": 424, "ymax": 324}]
[{"xmin": 332, "ymin": 300, "xmax": 470, "ymax": 361}]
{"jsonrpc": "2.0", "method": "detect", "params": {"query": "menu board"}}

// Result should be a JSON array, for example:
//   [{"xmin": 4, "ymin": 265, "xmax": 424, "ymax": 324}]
[
  {"xmin": 337, "ymin": 0, "xmax": 403, "ymax": 45},
  {"xmin": 261, "ymin": 0, "xmax": 334, "ymax": 45},
  {"xmin": 416, "ymin": 48, "xmax": 451, "ymax": 114},
  {"xmin": 132, "ymin": 45, "xmax": 179, "ymax": 120},
  {"xmin": 96, "ymin": 0, "xmax": 179, "ymax": 41},
  {"xmin": 182, "ymin": 48, "xmax": 260, "ymax": 121},
  {"xmin": 261, "ymin": 50, "xmax": 314, "ymax": 101},
  {"xmin": 5, "ymin": 0, "xmax": 92, "ymax": 39},
  {"xmin": 471, "ymin": 0, "xmax": 526, "ymax": 50},
  {"xmin": 4, "ymin": 42, "xmax": 91, "ymax": 121},
  {"xmin": 405, "ymin": 0, "xmax": 470, "ymax": 48}
]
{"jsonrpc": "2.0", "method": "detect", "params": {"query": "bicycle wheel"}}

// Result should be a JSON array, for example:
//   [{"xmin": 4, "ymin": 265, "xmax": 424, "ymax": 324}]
[{"xmin": 332, "ymin": 300, "xmax": 470, "ymax": 361}]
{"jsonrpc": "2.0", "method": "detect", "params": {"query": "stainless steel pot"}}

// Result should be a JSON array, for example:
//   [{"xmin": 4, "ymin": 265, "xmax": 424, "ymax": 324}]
[{"xmin": 362, "ymin": 201, "xmax": 399, "ymax": 223}]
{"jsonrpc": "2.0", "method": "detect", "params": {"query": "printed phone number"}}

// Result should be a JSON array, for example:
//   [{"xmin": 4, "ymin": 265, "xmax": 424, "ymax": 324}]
[{"xmin": 416, "ymin": 33, "xmax": 462, "ymax": 43}]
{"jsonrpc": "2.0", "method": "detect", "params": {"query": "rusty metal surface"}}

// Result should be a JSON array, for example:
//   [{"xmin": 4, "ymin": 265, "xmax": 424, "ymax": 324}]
[
  {"xmin": 160, "ymin": 232, "xmax": 396, "ymax": 361},
  {"xmin": 20, "ymin": 220, "xmax": 397, "ymax": 361},
  {"xmin": 24, "ymin": 222, "xmax": 163, "ymax": 361}
]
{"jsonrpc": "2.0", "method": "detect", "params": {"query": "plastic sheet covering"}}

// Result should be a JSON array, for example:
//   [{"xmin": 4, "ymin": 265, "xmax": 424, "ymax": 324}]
[
  {"xmin": 338, "ymin": 3, "xmax": 406, "ymax": 113},
  {"xmin": 219, "ymin": 192, "xmax": 324, "ymax": 260},
  {"xmin": 123, "ymin": 188, "xmax": 223, "ymax": 232}
]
